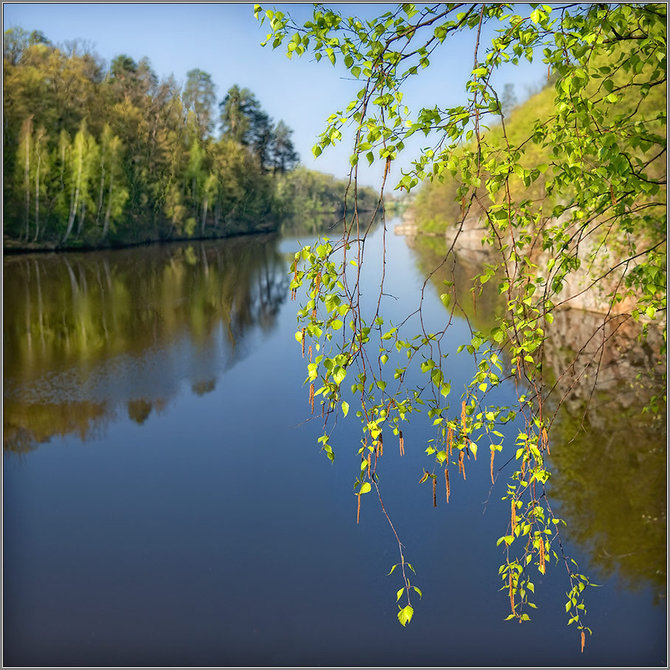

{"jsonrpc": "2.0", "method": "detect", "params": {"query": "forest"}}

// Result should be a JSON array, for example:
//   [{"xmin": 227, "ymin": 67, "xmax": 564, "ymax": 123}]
[{"xmin": 3, "ymin": 27, "xmax": 379, "ymax": 250}]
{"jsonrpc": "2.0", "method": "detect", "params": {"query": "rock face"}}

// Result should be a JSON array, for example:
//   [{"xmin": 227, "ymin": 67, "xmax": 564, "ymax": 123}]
[
  {"xmin": 444, "ymin": 215, "xmax": 490, "ymax": 253},
  {"xmin": 439, "ymin": 214, "xmax": 645, "ymax": 315},
  {"xmin": 406, "ymin": 216, "xmax": 664, "ymax": 413}
]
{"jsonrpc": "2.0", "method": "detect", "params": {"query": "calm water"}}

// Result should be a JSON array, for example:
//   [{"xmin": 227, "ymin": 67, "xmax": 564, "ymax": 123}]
[{"xmin": 3, "ymin": 223, "xmax": 666, "ymax": 666}]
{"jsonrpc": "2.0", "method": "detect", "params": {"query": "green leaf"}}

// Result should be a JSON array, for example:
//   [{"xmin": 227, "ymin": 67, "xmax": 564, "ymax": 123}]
[
  {"xmin": 333, "ymin": 366, "xmax": 346, "ymax": 385},
  {"xmin": 359, "ymin": 482, "xmax": 372, "ymax": 494},
  {"xmin": 341, "ymin": 400, "xmax": 350, "ymax": 417},
  {"xmin": 397, "ymin": 604, "xmax": 414, "ymax": 626}
]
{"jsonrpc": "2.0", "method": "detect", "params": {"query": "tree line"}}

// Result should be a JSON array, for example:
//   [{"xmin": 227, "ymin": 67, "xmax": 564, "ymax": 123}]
[{"xmin": 3, "ymin": 28, "xmax": 378, "ymax": 249}]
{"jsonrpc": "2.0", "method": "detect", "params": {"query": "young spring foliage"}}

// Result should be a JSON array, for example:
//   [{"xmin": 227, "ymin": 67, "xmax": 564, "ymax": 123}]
[{"xmin": 257, "ymin": 2, "xmax": 666, "ymax": 647}]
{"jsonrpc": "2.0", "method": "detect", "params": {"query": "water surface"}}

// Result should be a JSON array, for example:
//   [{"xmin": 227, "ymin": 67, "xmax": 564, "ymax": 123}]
[{"xmin": 3, "ymin": 224, "xmax": 666, "ymax": 666}]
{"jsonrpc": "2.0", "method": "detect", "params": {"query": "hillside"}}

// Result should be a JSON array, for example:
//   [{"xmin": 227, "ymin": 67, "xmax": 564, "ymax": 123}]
[{"xmin": 412, "ymin": 69, "xmax": 665, "ymax": 235}]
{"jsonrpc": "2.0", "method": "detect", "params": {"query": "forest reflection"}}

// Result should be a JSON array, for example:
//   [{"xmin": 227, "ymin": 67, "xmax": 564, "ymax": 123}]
[
  {"xmin": 409, "ymin": 233, "xmax": 667, "ymax": 599},
  {"xmin": 4, "ymin": 235, "xmax": 288, "ymax": 453}
]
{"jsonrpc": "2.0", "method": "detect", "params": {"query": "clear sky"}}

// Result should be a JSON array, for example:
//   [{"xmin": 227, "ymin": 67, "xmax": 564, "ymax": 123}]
[{"xmin": 3, "ymin": 2, "xmax": 548, "ymax": 189}]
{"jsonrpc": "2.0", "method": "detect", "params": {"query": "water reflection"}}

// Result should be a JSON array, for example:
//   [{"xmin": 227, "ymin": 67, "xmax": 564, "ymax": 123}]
[
  {"xmin": 408, "ymin": 232, "xmax": 667, "ymax": 597},
  {"xmin": 409, "ymin": 233, "xmax": 504, "ymax": 332},
  {"xmin": 542, "ymin": 309, "xmax": 666, "ymax": 599},
  {"xmin": 4, "ymin": 236, "xmax": 288, "ymax": 453}
]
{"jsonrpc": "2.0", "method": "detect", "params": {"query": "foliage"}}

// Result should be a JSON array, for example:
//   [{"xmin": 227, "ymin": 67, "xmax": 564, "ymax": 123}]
[
  {"xmin": 3, "ymin": 32, "xmax": 306, "ymax": 249},
  {"xmin": 256, "ymin": 1, "xmax": 666, "ymax": 648}
]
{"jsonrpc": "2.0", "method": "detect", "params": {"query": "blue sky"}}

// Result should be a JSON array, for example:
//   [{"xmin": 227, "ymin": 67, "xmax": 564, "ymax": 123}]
[{"xmin": 4, "ymin": 3, "xmax": 548, "ymax": 189}]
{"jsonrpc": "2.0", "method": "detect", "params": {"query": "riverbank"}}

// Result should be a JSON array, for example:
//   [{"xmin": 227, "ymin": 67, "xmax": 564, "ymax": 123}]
[{"xmin": 2, "ymin": 220, "xmax": 279, "ymax": 256}]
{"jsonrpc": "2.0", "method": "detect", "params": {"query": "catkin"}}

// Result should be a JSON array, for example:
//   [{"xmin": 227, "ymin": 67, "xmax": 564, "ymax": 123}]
[
  {"xmin": 509, "ymin": 572, "xmax": 515, "ymax": 613},
  {"xmin": 399, "ymin": 430, "xmax": 405, "ymax": 456},
  {"xmin": 447, "ymin": 426, "xmax": 453, "ymax": 456},
  {"xmin": 309, "ymin": 383, "xmax": 315, "ymax": 413},
  {"xmin": 301, "ymin": 328, "xmax": 305, "ymax": 357},
  {"xmin": 291, "ymin": 262, "xmax": 298, "ymax": 300},
  {"xmin": 580, "ymin": 630, "xmax": 585, "ymax": 653},
  {"xmin": 458, "ymin": 449, "xmax": 466, "ymax": 480},
  {"xmin": 367, "ymin": 453, "xmax": 372, "ymax": 479},
  {"xmin": 511, "ymin": 498, "xmax": 517, "ymax": 529},
  {"xmin": 539, "ymin": 537, "xmax": 546, "ymax": 574},
  {"xmin": 609, "ymin": 184, "xmax": 617, "ymax": 206},
  {"xmin": 432, "ymin": 477, "xmax": 437, "ymax": 508},
  {"xmin": 379, "ymin": 434, "xmax": 383, "ymax": 457},
  {"xmin": 461, "ymin": 400, "xmax": 467, "ymax": 431},
  {"xmin": 445, "ymin": 467, "xmax": 450, "ymax": 503},
  {"xmin": 490, "ymin": 446, "xmax": 495, "ymax": 485},
  {"xmin": 356, "ymin": 493, "xmax": 361, "ymax": 524}
]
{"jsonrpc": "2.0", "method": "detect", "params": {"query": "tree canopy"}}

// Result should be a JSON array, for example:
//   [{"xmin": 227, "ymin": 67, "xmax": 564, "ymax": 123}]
[
  {"xmin": 256, "ymin": 2, "xmax": 666, "ymax": 648},
  {"xmin": 3, "ymin": 32, "xmax": 352, "ymax": 249}
]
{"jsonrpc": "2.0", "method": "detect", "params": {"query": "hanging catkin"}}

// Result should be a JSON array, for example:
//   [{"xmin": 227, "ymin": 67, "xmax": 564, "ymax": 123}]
[{"xmin": 490, "ymin": 446, "xmax": 495, "ymax": 484}]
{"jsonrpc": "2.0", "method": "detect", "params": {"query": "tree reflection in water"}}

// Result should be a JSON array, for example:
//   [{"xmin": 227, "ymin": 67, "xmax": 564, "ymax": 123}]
[
  {"xmin": 4, "ymin": 236, "xmax": 288, "ymax": 453},
  {"xmin": 409, "ymin": 232, "xmax": 666, "ymax": 600}
]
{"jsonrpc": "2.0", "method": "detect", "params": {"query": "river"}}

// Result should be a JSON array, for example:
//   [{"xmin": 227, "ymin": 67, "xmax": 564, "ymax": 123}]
[{"xmin": 3, "ymin": 221, "xmax": 666, "ymax": 666}]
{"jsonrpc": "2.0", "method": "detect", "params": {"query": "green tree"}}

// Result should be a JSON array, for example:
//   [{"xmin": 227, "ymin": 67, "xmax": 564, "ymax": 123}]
[
  {"xmin": 270, "ymin": 119, "xmax": 299, "ymax": 174},
  {"xmin": 31, "ymin": 123, "xmax": 50, "ymax": 241},
  {"xmin": 219, "ymin": 84, "xmax": 277, "ymax": 171},
  {"xmin": 182, "ymin": 68, "xmax": 216, "ymax": 139},
  {"xmin": 96, "ymin": 124, "xmax": 128, "ymax": 238},
  {"xmin": 256, "ymin": 2, "xmax": 666, "ymax": 646},
  {"xmin": 62, "ymin": 119, "xmax": 97, "ymax": 242},
  {"xmin": 219, "ymin": 84, "xmax": 255, "ymax": 144},
  {"xmin": 14, "ymin": 115, "xmax": 33, "ymax": 240}
]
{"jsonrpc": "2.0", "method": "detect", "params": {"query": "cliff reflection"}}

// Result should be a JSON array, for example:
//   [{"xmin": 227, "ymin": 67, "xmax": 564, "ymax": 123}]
[
  {"xmin": 543, "ymin": 309, "xmax": 666, "ymax": 599},
  {"xmin": 408, "ymin": 233, "xmax": 666, "ymax": 597},
  {"xmin": 4, "ymin": 236, "xmax": 288, "ymax": 453}
]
